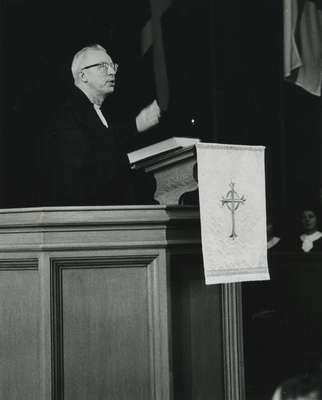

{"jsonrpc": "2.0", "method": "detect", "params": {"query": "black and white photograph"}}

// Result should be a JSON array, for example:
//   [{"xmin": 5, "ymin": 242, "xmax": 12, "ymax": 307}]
[{"xmin": 0, "ymin": 0, "xmax": 322, "ymax": 399}]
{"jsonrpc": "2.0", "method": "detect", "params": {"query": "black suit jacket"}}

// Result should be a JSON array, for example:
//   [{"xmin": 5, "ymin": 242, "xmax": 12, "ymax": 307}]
[{"xmin": 41, "ymin": 87, "xmax": 139, "ymax": 206}]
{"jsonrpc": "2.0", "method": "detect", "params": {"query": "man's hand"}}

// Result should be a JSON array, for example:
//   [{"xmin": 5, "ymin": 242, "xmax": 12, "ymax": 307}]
[{"xmin": 136, "ymin": 100, "xmax": 161, "ymax": 133}]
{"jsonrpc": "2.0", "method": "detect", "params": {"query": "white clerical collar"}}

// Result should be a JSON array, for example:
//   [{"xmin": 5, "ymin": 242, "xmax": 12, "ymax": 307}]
[
  {"xmin": 300, "ymin": 231, "xmax": 322, "ymax": 252},
  {"xmin": 93, "ymin": 103, "xmax": 109, "ymax": 128}
]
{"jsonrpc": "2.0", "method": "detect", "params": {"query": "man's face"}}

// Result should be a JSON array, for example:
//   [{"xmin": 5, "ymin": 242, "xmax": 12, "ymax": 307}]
[{"xmin": 80, "ymin": 49, "xmax": 117, "ymax": 96}]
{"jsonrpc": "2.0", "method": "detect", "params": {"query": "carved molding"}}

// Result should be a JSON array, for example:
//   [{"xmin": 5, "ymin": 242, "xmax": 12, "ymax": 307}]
[
  {"xmin": 153, "ymin": 159, "xmax": 198, "ymax": 205},
  {"xmin": 0, "ymin": 258, "xmax": 38, "ymax": 270},
  {"xmin": 222, "ymin": 283, "xmax": 246, "ymax": 400},
  {"xmin": 0, "ymin": 206, "xmax": 201, "ymax": 252},
  {"xmin": 132, "ymin": 146, "xmax": 198, "ymax": 205},
  {"xmin": 0, "ymin": 205, "xmax": 200, "ymax": 229}
]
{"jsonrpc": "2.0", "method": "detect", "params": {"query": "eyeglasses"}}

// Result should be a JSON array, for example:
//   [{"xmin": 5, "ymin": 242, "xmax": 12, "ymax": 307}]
[{"xmin": 81, "ymin": 62, "xmax": 118, "ymax": 73}]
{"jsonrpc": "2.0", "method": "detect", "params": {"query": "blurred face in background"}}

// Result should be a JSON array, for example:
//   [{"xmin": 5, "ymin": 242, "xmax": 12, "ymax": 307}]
[{"xmin": 302, "ymin": 210, "xmax": 318, "ymax": 234}]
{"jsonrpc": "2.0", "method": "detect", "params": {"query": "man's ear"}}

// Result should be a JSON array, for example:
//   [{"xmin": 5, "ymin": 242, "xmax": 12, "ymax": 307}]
[{"xmin": 79, "ymin": 70, "xmax": 88, "ymax": 83}]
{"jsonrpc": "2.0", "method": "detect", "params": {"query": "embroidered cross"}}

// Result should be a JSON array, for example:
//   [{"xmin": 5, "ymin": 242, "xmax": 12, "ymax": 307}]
[{"xmin": 221, "ymin": 182, "xmax": 246, "ymax": 239}]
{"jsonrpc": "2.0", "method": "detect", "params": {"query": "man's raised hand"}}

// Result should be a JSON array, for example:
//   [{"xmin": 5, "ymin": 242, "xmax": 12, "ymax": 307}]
[{"xmin": 135, "ymin": 100, "xmax": 161, "ymax": 133}]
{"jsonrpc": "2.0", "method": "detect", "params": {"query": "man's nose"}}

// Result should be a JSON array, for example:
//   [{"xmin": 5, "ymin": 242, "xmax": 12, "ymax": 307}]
[{"xmin": 107, "ymin": 65, "xmax": 117, "ymax": 74}]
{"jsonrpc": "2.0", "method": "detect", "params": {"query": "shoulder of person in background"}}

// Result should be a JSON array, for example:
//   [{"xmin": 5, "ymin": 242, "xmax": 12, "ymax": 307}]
[{"xmin": 272, "ymin": 367, "xmax": 322, "ymax": 400}]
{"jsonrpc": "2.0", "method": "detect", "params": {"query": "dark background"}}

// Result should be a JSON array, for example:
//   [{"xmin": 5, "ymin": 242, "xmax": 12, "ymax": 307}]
[
  {"xmin": 0, "ymin": 0, "xmax": 321, "ymax": 214},
  {"xmin": 1, "ymin": 0, "xmax": 322, "ymax": 398}
]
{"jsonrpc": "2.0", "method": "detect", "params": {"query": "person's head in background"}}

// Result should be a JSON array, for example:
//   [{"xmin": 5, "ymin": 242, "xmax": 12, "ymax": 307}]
[
  {"xmin": 301, "ymin": 207, "xmax": 321, "ymax": 235},
  {"xmin": 71, "ymin": 44, "xmax": 118, "ymax": 106},
  {"xmin": 297, "ymin": 204, "xmax": 322, "ymax": 253},
  {"xmin": 272, "ymin": 366, "xmax": 322, "ymax": 400}
]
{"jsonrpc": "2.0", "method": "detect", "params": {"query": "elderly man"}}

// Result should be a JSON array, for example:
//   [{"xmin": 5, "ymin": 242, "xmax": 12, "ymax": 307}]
[{"xmin": 42, "ymin": 44, "xmax": 160, "ymax": 206}]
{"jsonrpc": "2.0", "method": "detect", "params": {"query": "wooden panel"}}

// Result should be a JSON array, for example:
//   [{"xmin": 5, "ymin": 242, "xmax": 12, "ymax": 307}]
[
  {"xmin": 170, "ymin": 253, "xmax": 225, "ymax": 399},
  {"xmin": 0, "ymin": 207, "xmax": 241, "ymax": 400},
  {"xmin": 51, "ymin": 255, "xmax": 168, "ymax": 400},
  {"xmin": 0, "ymin": 261, "xmax": 40, "ymax": 400}
]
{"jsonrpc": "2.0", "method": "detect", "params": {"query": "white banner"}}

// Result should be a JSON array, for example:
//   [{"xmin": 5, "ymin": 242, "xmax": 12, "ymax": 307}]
[{"xmin": 196, "ymin": 143, "xmax": 269, "ymax": 284}]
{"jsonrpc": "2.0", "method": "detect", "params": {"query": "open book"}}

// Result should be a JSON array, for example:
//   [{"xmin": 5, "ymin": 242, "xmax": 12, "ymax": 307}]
[{"xmin": 127, "ymin": 137, "xmax": 200, "ymax": 164}]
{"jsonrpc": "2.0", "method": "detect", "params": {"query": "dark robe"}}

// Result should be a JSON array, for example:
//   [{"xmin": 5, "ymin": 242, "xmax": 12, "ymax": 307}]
[
  {"xmin": 285, "ymin": 234, "xmax": 322, "ymax": 253},
  {"xmin": 41, "ymin": 87, "xmax": 142, "ymax": 206}
]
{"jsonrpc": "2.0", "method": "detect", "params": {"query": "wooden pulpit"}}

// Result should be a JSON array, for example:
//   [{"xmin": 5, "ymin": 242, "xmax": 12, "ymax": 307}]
[
  {"xmin": 0, "ymin": 205, "xmax": 244, "ymax": 399},
  {"xmin": 128, "ymin": 137, "xmax": 199, "ymax": 205}
]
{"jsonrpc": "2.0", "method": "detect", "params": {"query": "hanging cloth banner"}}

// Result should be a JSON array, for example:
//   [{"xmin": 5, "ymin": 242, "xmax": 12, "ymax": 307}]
[
  {"xmin": 284, "ymin": 0, "xmax": 322, "ymax": 96},
  {"xmin": 196, "ymin": 143, "xmax": 269, "ymax": 285},
  {"xmin": 141, "ymin": 0, "xmax": 171, "ymax": 111}
]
